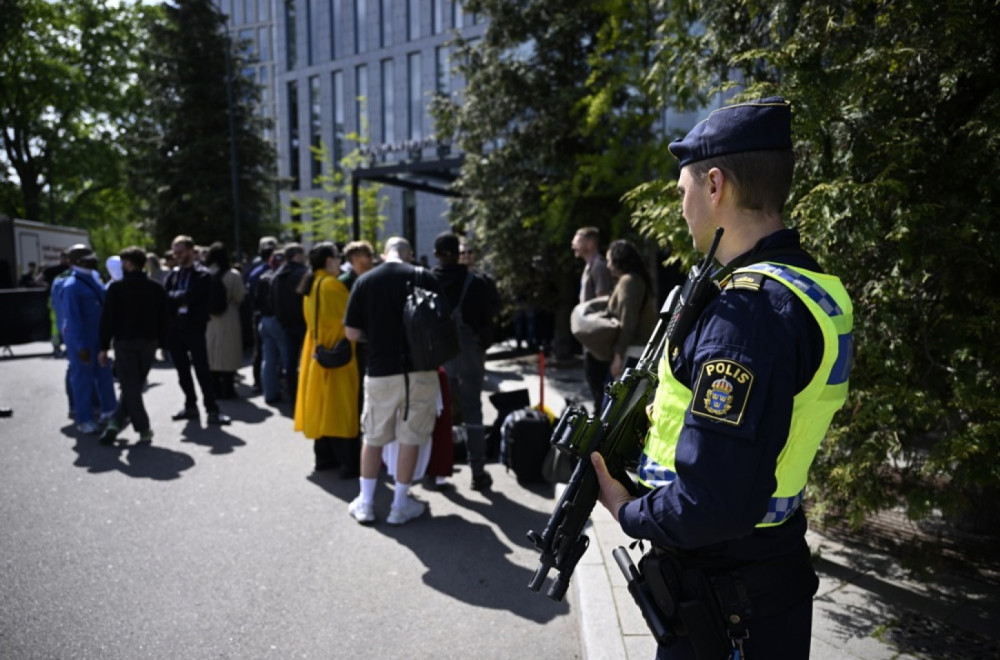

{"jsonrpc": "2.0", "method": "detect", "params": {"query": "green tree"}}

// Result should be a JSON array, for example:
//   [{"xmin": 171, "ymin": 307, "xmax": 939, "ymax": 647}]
[
  {"xmin": 128, "ymin": 0, "xmax": 275, "ymax": 259},
  {"xmin": 0, "ymin": 0, "xmax": 148, "ymax": 251},
  {"xmin": 631, "ymin": 1, "xmax": 1000, "ymax": 530},
  {"xmin": 432, "ymin": 0, "xmax": 667, "ymax": 352},
  {"xmin": 289, "ymin": 117, "xmax": 387, "ymax": 248}
]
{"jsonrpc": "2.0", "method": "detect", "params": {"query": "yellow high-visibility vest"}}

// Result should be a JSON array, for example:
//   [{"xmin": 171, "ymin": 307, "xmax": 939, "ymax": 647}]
[{"xmin": 638, "ymin": 262, "xmax": 854, "ymax": 527}]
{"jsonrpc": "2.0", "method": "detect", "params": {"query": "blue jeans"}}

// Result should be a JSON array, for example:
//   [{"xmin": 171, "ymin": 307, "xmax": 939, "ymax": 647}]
[{"xmin": 258, "ymin": 315, "xmax": 289, "ymax": 402}]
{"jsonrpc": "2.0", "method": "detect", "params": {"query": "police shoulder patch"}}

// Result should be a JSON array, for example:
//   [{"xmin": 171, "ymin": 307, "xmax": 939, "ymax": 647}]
[{"xmin": 690, "ymin": 358, "xmax": 755, "ymax": 426}]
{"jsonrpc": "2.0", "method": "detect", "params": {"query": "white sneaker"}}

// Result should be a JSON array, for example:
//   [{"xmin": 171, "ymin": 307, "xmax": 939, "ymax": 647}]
[
  {"xmin": 348, "ymin": 496, "xmax": 375, "ymax": 525},
  {"xmin": 387, "ymin": 496, "xmax": 427, "ymax": 525},
  {"xmin": 76, "ymin": 421, "xmax": 100, "ymax": 435}
]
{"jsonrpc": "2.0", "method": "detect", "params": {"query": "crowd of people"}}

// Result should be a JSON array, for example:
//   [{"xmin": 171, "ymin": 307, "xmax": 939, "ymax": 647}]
[{"xmin": 39, "ymin": 230, "xmax": 522, "ymax": 525}]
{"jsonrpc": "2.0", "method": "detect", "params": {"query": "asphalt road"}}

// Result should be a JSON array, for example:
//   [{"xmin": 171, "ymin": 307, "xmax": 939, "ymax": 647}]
[{"xmin": 0, "ymin": 343, "xmax": 581, "ymax": 659}]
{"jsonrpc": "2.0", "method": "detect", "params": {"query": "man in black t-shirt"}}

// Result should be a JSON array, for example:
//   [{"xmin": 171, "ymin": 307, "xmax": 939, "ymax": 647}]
[{"xmin": 344, "ymin": 237, "xmax": 440, "ymax": 526}]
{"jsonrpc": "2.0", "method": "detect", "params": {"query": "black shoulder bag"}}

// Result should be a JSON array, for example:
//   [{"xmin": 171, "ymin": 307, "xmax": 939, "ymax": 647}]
[{"xmin": 312, "ymin": 276, "xmax": 352, "ymax": 369}]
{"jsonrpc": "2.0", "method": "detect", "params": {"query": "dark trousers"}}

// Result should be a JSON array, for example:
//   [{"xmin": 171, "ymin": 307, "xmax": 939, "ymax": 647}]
[
  {"xmin": 584, "ymin": 351, "xmax": 610, "ymax": 410},
  {"xmin": 251, "ymin": 311, "xmax": 263, "ymax": 388},
  {"xmin": 444, "ymin": 329, "xmax": 487, "ymax": 474},
  {"xmin": 655, "ymin": 594, "xmax": 813, "ymax": 659},
  {"xmin": 167, "ymin": 328, "xmax": 218, "ymax": 413},
  {"xmin": 656, "ymin": 541, "xmax": 817, "ymax": 660},
  {"xmin": 112, "ymin": 338, "xmax": 158, "ymax": 433}
]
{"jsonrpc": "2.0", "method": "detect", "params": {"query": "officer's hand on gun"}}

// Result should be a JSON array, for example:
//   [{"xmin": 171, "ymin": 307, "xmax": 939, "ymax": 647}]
[{"xmin": 591, "ymin": 452, "xmax": 635, "ymax": 522}]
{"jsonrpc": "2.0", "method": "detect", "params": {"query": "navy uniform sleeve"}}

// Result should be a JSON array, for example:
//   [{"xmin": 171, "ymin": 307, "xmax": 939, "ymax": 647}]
[{"xmin": 619, "ymin": 285, "xmax": 804, "ymax": 549}]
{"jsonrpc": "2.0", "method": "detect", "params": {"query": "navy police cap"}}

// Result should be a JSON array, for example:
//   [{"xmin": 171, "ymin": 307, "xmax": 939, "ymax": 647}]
[{"xmin": 668, "ymin": 97, "xmax": 792, "ymax": 168}]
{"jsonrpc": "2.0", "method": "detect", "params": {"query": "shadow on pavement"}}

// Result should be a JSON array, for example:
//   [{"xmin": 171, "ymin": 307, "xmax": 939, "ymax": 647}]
[
  {"xmin": 178, "ymin": 421, "xmax": 247, "ymax": 455},
  {"xmin": 382, "ymin": 512, "xmax": 570, "ymax": 624},
  {"xmin": 305, "ymin": 471, "xmax": 360, "ymax": 503},
  {"xmin": 306, "ymin": 470, "xmax": 569, "ymax": 622},
  {"xmin": 442, "ymin": 482, "xmax": 557, "ymax": 551},
  {"xmin": 68, "ymin": 428, "xmax": 195, "ymax": 481}
]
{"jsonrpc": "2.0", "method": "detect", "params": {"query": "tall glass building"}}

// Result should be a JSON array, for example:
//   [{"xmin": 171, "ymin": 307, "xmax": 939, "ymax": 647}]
[{"xmin": 214, "ymin": 0, "xmax": 485, "ymax": 259}]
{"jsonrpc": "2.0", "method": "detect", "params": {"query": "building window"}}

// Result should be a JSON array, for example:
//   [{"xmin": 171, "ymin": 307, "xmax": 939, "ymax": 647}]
[
  {"xmin": 381, "ymin": 58, "xmax": 394, "ymax": 144},
  {"xmin": 407, "ymin": 0, "xmax": 418, "ymax": 41},
  {"xmin": 403, "ymin": 190, "xmax": 416, "ymax": 250},
  {"xmin": 432, "ymin": 0, "xmax": 446, "ymax": 34},
  {"xmin": 379, "ymin": 0, "xmax": 391, "ymax": 48},
  {"xmin": 332, "ymin": 70, "xmax": 344, "ymax": 169},
  {"xmin": 238, "ymin": 28, "xmax": 255, "ymax": 59},
  {"xmin": 260, "ymin": 67, "xmax": 269, "ymax": 114},
  {"xmin": 284, "ymin": 1, "xmax": 297, "ymax": 70},
  {"xmin": 288, "ymin": 80, "xmax": 300, "ymax": 189},
  {"xmin": 355, "ymin": 64, "xmax": 368, "ymax": 139},
  {"xmin": 259, "ymin": 0, "xmax": 271, "ymax": 21},
  {"xmin": 309, "ymin": 75, "xmax": 322, "ymax": 185},
  {"xmin": 329, "ymin": 0, "xmax": 341, "ymax": 59},
  {"xmin": 307, "ymin": 0, "xmax": 319, "ymax": 65},
  {"xmin": 407, "ymin": 52, "xmax": 421, "ymax": 140},
  {"xmin": 354, "ymin": 0, "xmax": 367, "ymax": 54},
  {"xmin": 258, "ymin": 26, "xmax": 271, "ymax": 61},
  {"xmin": 434, "ymin": 45, "xmax": 449, "ymax": 95},
  {"xmin": 451, "ymin": 0, "xmax": 462, "ymax": 29}
]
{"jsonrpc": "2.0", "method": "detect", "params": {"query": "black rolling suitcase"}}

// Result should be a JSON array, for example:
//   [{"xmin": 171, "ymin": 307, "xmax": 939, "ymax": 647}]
[{"xmin": 499, "ymin": 407, "xmax": 552, "ymax": 484}]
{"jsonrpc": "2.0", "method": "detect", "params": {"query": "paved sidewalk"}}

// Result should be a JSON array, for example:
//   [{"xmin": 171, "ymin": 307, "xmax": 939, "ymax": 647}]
[{"xmin": 485, "ymin": 349, "xmax": 1000, "ymax": 660}]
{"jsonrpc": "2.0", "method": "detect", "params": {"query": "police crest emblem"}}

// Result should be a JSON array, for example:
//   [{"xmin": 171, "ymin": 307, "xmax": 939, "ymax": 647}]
[
  {"xmin": 704, "ymin": 377, "xmax": 734, "ymax": 416},
  {"xmin": 691, "ymin": 358, "xmax": 755, "ymax": 426}
]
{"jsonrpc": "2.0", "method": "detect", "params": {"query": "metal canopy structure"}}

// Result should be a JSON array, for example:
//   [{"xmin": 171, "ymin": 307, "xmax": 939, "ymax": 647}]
[{"xmin": 350, "ymin": 155, "xmax": 465, "ymax": 239}]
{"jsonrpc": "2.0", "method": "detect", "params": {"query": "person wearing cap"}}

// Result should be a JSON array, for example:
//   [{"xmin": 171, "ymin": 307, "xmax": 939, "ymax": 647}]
[
  {"xmin": 60, "ymin": 246, "xmax": 117, "ymax": 434},
  {"xmin": 254, "ymin": 250, "xmax": 287, "ymax": 405},
  {"xmin": 591, "ymin": 98, "xmax": 854, "ymax": 659},
  {"xmin": 431, "ymin": 232, "xmax": 500, "ymax": 491},
  {"xmin": 245, "ymin": 236, "xmax": 280, "ymax": 394}
]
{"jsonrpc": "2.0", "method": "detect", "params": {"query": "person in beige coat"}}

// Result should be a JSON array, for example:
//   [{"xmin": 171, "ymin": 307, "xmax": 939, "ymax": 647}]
[
  {"xmin": 606, "ymin": 239, "xmax": 657, "ymax": 380},
  {"xmin": 205, "ymin": 242, "xmax": 246, "ymax": 399}
]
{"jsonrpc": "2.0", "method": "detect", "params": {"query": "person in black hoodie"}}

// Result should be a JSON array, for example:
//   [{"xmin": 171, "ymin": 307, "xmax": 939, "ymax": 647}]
[
  {"xmin": 97, "ymin": 247, "xmax": 168, "ymax": 444},
  {"xmin": 269, "ymin": 243, "xmax": 308, "ymax": 405},
  {"xmin": 432, "ymin": 232, "xmax": 501, "ymax": 491}
]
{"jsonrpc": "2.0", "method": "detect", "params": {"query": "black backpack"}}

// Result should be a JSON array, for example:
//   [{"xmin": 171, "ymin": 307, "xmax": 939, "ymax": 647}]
[
  {"xmin": 208, "ymin": 271, "xmax": 228, "ymax": 316},
  {"xmin": 402, "ymin": 267, "xmax": 460, "ymax": 371}
]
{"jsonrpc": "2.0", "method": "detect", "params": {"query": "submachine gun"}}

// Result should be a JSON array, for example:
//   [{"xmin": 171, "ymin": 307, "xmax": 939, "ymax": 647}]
[{"xmin": 526, "ymin": 227, "xmax": 723, "ymax": 602}]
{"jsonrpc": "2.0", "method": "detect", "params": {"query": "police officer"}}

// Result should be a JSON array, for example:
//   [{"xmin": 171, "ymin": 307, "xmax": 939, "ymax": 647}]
[{"xmin": 592, "ymin": 98, "xmax": 853, "ymax": 659}]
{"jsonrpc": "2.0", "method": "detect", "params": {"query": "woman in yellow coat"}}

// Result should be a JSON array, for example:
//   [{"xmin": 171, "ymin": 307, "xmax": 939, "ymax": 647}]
[{"xmin": 293, "ymin": 242, "xmax": 360, "ymax": 477}]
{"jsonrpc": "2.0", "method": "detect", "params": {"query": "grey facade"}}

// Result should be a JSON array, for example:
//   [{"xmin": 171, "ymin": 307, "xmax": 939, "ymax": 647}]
[{"xmin": 216, "ymin": 0, "xmax": 485, "ymax": 258}]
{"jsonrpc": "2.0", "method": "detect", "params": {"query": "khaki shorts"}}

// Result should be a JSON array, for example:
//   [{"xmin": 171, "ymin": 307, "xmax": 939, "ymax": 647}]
[{"xmin": 362, "ymin": 371, "xmax": 439, "ymax": 447}]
